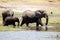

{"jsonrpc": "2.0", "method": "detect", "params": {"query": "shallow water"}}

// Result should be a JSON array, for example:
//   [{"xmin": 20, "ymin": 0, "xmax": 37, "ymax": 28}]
[{"xmin": 0, "ymin": 31, "xmax": 60, "ymax": 40}]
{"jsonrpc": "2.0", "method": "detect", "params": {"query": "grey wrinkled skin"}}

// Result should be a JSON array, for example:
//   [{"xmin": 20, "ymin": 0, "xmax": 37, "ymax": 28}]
[
  {"xmin": 2, "ymin": 10, "xmax": 14, "ymax": 25},
  {"xmin": 4, "ymin": 17, "xmax": 19, "ymax": 28},
  {"xmin": 20, "ymin": 10, "xmax": 48, "ymax": 30}
]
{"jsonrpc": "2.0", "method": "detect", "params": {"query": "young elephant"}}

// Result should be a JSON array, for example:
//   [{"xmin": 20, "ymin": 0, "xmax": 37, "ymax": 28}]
[{"xmin": 4, "ymin": 17, "xmax": 19, "ymax": 28}]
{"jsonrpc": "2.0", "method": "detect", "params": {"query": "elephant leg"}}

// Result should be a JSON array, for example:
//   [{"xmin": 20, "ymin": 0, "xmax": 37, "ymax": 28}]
[
  {"xmin": 36, "ymin": 19, "xmax": 43, "ymax": 30},
  {"xmin": 13, "ymin": 22, "xmax": 16, "ymax": 28},
  {"xmin": 3, "ymin": 20, "xmax": 5, "ymax": 26},
  {"xmin": 45, "ymin": 25, "xmax": 48, "ymax": 31},
  {"xmin": 3, "ymin": 21, "xmax": 4, "ymax": 25},
  {"xmin": 18, "ymin": 22, "xmax": 19, "ymax": 28},
  {"xmin": 39, "ymin": 22, "xmax": 43, "ymax": 26},
  {"xmin": 4, "ymin": 24, "xmax": 8, "ymax": 26},
  {"xmin": 3, "ymin": 21, "xmax": 8, "ymax": 26},
  {"xmin": 26, "ymin": 23, "xmax": 29, "ymax": 27},
  {"xmin": 36, "ymin": 21, "xmax": 40, "ymax": 30},
  {"xmin": 39, "ymin": 19, "xmax": 43, "ymax": 26},
  {"xmin": 6, "ymin": 25, "xmax": 8, "ymax": 26},
  {"xmin": 20, "ymin": 20, "xmax": 25, "ymax": 26},
  {"xmin": 3, "ymin": 17, "xmax": 6, "ymax": 25}
]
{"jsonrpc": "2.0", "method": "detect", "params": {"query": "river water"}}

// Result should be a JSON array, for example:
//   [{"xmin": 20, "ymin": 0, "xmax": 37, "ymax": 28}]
[{"xmin": 0, "ymin": 31, "xmax": 60, "ymax": 40}]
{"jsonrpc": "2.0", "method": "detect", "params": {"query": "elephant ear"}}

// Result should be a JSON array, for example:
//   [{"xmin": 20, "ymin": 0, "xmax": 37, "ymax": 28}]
[
  {"xmin": 40, "ymin": 11, "xmax": 44, "ymax": 14},
  {"xmin": 35, "ymin": 10, "xmax": 41, "ymax": 15},
  {"xmin": 35, "ymin": 10, "xmax": 45, "ymax": 15}
]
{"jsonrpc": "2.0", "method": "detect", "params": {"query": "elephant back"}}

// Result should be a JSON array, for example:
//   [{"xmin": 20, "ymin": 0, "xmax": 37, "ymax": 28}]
[{"xmin": 22, "ymin": 10, "xmax": 35, "ymax": 18}]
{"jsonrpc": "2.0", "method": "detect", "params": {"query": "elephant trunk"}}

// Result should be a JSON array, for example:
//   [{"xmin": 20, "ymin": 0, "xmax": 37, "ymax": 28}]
[
  {"xmin": 18, "ymin": 21, "xmax": 19, "ymax": 26},
  {"xmin": 45, "ymin": 14, "xmax": 48, "ymax": 25},
  {"xmin": 45, "ymin": 14, "xmax": 48, "ymax": 31}
]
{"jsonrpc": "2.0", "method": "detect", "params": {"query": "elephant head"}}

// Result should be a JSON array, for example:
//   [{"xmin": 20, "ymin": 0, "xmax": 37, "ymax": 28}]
[{"xmin": 35, "ymin": 10, "xmax": 48, "ymax": 26}]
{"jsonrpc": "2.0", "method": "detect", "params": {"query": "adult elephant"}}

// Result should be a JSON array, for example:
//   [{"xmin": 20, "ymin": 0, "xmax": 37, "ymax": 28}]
[
  {"xmin": 20, "ymin": 10, "xmax": 48, "ymax": 30},
  {"xmin": 4, "ymin": 17, "xmax": 19, "ymax": 28},
  {"xmin": 2, "ymin": 9, "xmax": 14, "ymax": 25}
]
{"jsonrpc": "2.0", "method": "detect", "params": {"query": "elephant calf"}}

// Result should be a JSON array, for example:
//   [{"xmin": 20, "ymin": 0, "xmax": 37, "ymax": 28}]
[{"xmin": 4, "ymin": 17, "xmax": 19, "ymax": 28}]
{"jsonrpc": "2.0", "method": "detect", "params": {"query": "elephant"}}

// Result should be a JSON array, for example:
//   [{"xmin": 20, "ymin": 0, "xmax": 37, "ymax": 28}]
[
  {"xmin": 2, "ymin": 10, "xmax": 14, "ymax": 25},
  {"xmin": 4, "ymin": 17, "xmax": 19, "ymax": 28},
  {"xmin": 20, "ymin": 10, "xmax": 48, "ymax": 30}
]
